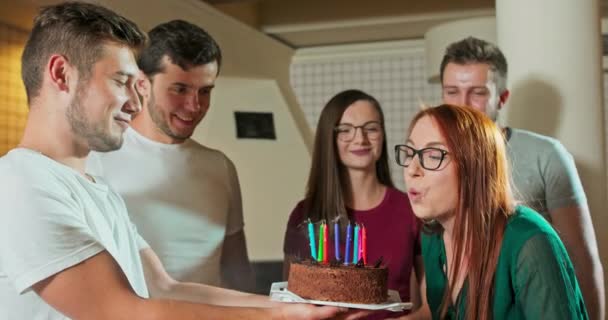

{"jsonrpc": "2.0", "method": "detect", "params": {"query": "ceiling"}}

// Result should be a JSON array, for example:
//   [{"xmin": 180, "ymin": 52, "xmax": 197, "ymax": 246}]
[
  {"xmin": 2, "ymin": 0, "xmax": 607, "ymax": 49},
  {"xmin": 204, "ymin": 0, "xmax": 608, "ymax": 49}
]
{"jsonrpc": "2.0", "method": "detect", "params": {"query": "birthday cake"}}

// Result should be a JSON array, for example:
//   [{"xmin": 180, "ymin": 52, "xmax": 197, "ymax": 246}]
[{"xmin": 287, "ymin": 261, "xmax": 388, "ymax": 304}]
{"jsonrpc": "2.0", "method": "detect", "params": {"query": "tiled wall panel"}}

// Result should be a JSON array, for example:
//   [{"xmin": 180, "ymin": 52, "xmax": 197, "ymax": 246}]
[
  {"xmin": 291, "ymin": 47, "xmax": 442, "ymax": 189},
  {"xmin": 0, "ymin": 23, "xmax": 28, "ymax": 156}
]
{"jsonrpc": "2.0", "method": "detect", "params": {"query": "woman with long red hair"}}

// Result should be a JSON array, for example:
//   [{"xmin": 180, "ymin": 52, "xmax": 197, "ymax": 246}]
[{"xmin": 396, "ymin": 104, "xmax": 587, "ymax": 319}]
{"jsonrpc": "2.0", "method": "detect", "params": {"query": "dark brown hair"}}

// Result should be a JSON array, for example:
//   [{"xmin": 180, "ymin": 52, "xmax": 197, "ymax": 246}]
[
  {"xmin": 21, "ymin": 1, "xmax": 147, "ymax": 103},
  {"xmin": 138, "ymin": 20, "xmax": 222, "ymax": 77},
  {"xmin": 439, "ymin": 36, "xmax": 508, "ymax": 94},
  {"xmin": 305, "ymin": 89, "xmax": 393, "ymax": 223},
  {"xmin": 409, "ymin": 104, "xmax": 514, "ymax": 320}
]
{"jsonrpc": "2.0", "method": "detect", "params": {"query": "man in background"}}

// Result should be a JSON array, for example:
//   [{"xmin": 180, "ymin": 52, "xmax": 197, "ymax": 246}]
[
  {"xmin": 89, "ymin": 20, "xmax": 255, "ymax": 292},
  {"xmin": 440, "ymin": 36, "xmax": 604, "ymax": 320}
]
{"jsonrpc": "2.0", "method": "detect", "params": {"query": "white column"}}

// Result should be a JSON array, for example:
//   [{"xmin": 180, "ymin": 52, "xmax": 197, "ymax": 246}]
[{"xmin": 497, "ymin": 0, "xmax": 607, "ymax": 310}]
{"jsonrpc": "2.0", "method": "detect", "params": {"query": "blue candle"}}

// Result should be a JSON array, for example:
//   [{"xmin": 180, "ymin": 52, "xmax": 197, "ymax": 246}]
[
  {"xmin": 334, "ymin": 222, "xmax": 340, "ymax": 261},
  {"xmin": 307, "ymin": 219, "xmax": 317, "ymax": 260},
  {"xmin": 358, "ymin": 227, "xmax": 362, "ymax": 262},
  {"xmin": 352, "ymin": 224, "xmax": 360, "ymax": 264},
  {"xmin": 344, "ymin": 223, "xmax": 352, "ymax": 265}
]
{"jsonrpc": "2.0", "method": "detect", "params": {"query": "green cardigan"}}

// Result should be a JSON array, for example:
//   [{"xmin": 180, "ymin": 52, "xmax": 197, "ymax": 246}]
[{"xmin": 422, "ymin": 205, "xmax": 588, "ymax": 319}]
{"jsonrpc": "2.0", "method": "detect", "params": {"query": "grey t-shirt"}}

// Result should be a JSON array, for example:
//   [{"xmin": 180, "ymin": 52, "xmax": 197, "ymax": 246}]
[{"xmin": 506, "ymin": 128, "xmax": 587, "ymax": 221}]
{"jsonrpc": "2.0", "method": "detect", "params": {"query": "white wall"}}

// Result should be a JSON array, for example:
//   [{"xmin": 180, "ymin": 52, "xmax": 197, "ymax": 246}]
[{"xmin": 193, "ymin": 77, "xmax": 310, "ymax": 261}]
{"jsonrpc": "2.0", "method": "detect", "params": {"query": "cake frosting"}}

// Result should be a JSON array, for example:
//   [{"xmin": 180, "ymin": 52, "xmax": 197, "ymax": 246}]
[{"xmin": 287, "ymin": 261, "xmax": 388, "ymax": 304}]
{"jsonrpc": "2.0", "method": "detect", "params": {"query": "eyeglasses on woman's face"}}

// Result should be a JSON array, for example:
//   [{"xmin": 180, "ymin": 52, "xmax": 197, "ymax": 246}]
[
  {"xmin": 394, "ymin": 144, "xmax": 449, "ymax": 171},
  {"xmin": 334, "ymin": 121, "xmax": 383, "ymax": 142}
]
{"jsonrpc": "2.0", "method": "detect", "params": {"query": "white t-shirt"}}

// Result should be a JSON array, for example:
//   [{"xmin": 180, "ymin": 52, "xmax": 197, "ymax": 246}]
[
  {"xmin": 88, "ymin": 127, "xmax": 244, "ymax": 285},
  {"xmin": 0, "ymin": 148, "xmax": 149, "ymax": 320}
]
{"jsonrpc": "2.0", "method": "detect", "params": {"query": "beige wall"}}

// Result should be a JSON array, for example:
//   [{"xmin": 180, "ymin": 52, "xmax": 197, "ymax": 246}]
[
  {"xmin": 214, "ymin": 1, "xmax": 261, "ymax": 29},
  {"xmin": 192, "ymin": 77, "xmax": 310, "ymax": 260},
  {"xmin": 0, "ymin": 0, "xmax": 36, "ymax": 30}
]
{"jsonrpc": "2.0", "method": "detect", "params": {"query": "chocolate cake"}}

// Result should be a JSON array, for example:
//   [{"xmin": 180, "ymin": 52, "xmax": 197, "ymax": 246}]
[{"xmin": 287, "ymin": 261, "xmax": 388, "ymax": 304}]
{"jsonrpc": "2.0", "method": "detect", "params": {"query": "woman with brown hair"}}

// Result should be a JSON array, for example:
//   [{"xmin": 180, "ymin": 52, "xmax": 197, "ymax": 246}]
[
  {"xmin": 396, "ymin": 104, "xmax": 587, "ymax": 319},
  {"xmin": 283, "ymin": 89, "xmax": 423, "ymax": 319}
]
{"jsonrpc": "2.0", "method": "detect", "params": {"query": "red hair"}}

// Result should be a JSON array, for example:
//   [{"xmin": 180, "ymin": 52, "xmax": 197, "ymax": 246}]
[{"xmin": 410, "ymin": 104, "xmax": 514, "ymax": 319}]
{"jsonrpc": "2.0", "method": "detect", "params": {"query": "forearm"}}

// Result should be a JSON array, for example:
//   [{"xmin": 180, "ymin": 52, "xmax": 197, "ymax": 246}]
[
  {"xmin": 136, "ymin": 297, "xmax": 277, "ymax": 320},
  {"xmin": 142, "ymin": 289, "xmax": 348, "ymax": 320},
  {"xmin": 153, "ymin": 280, "xmax": 278, "ymax": 308},
  {"xmin": 573, "ymin": 257, "xmax": 605, "ymax": 320},
  {"xmin": 549, "ymin": 205, "xmax": 605, "ymax": 320}
]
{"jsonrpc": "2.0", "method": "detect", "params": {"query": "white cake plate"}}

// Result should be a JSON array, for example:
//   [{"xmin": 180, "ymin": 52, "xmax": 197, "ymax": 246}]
[{"xmin": 269, "ymin": 282, "xmax": 412, "ymax": 312}]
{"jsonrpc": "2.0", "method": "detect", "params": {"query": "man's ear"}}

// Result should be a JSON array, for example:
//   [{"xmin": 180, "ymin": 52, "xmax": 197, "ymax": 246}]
[
  {"xmin": 47, "ymin": 54, "xmax": 72, "ymax": 92},
  {"xmin": 135, "ymin": 70, "xmax": 151, "ymax": 101},
  {"xmin": 498, "ymin": 90, "xmax": 510, "ymax": 109}
]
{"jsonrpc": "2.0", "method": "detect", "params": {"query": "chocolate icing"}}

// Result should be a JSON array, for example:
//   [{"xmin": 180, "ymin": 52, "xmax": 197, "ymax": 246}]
[{"xmin": 287, "ymin": 261, "xmax": 388, "ymax": 304}]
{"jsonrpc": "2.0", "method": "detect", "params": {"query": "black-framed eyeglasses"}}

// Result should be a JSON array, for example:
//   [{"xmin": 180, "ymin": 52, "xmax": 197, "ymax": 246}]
[
  {"xmin": 334, "ymin": 121, "xmax": 383, "ymax": 142},
  {"xmin": 394, "ymin": 144, "xmax": 449, "ymax": 171}
]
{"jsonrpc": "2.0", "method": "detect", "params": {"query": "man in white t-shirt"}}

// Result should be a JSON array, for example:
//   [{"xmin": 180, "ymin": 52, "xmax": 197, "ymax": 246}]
[
  {"xmin": 0, "ymin": 2, "xmax": 354, "ymax": 319},
  {"xmin": 88, "ymin": 20, "xmax": 254, "ymax": 291}
]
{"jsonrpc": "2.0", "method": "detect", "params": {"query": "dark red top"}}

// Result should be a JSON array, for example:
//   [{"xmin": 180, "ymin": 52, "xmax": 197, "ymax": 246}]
[{"xmin": 283, "ymin": 187, "xmax": 421, "ymax": 319}]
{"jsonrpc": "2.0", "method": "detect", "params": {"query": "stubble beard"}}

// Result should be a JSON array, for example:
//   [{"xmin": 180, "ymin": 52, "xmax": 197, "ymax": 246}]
[
  {"xmin": 147, "ymin": 90, "xmax": 190, "ymax": 142},
  {"xmin": 66, "ymin": 81, "xmax": 123, "ymax": 152}
]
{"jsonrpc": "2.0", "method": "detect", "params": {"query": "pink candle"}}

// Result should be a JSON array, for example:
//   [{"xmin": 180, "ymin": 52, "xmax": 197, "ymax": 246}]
[
  {"xmin": 362, "ymin": 225, "xmax": 367, "ymax": 265},
  {"xmin": 322, "ymin": 223, "xmax": 328, "ymax": 263}
]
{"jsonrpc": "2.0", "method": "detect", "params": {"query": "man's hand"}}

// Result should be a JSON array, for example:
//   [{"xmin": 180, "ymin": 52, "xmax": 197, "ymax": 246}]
[
  {"xmin": 274, "ymin": 304, "xmax": 373, "ymax": 320},
  {"xmin": 274, "ymin": 304, "xmax": 345, "ymax": 320},
  {"xmin": 333, "ymin": 309, "xmax": 374, "ymax": 319}
]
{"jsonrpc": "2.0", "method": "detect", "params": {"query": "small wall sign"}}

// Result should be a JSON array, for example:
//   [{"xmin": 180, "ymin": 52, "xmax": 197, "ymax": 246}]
[{"xmin": 234, "ymin": 111, "xmax": 276, "ymax": 140}]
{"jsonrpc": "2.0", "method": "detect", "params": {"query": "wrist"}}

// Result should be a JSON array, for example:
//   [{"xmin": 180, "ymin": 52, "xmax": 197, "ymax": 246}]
[{"xmin": 269, "ymin": 305, "xmax": 286, "ymax": 320}]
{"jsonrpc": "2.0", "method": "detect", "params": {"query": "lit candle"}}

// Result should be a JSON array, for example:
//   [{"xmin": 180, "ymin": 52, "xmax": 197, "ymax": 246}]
[
  {"xmin": 358, "ymin": 227, "xmax": 362, "ymax": 262},
  {"xmin": 344, "ymin": 223, "xmax": 352, "ymax": 265},
  {"xmin": 317, "ymin": 222, "xmax": 323, "ymax": 262},
  {"xmin": 352, "ymin": 224, "xmax": 360, "ymax": 264},
  {"xmin": 334, "ymin": 222, "xmax": 340, "ymax": 261},
  {"xmin": 362, "ymin": 225, "xmax": 367, "ymax": 265},
  {"xmin": 323, "ymin": 223, "xmax": 328, "ymax": 263},
  {"xmin": 308, "ymin": 219, "xmax": 317, "ymax": 260}
]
